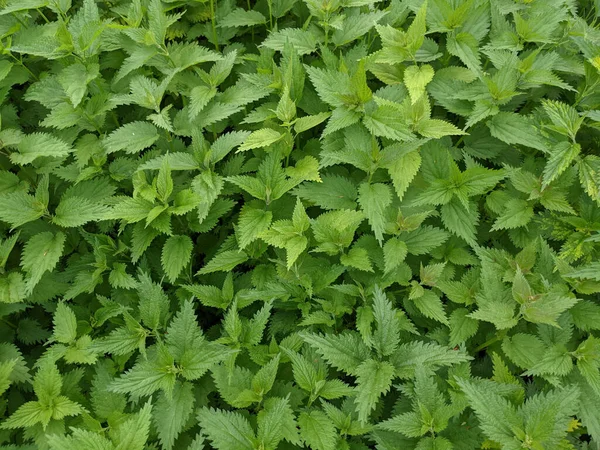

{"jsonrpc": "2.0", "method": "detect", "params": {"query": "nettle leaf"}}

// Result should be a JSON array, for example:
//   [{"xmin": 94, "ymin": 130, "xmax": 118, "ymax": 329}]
[
  {"xmin": 358, "ymin": 182, "xmax": 392, "ymax": 244},
  {"xmin": 332, "ymin": 11, "xmax": 387, "ymax": 46},
  {"xmin": 404, "ymin": 64, "xmax": 434, "ymax": 104},
  {"xmin": 199, "ymin": 250, "xmax": 249, "ymax": 275},
  {"xmin": 238, "ymin": 129, "xmax": 284, "ymax": 152},
  {"xmin": 112, "ymin": 399, "xmax": 153, "ymax": 450},
  {"xmin": 354, "ymin": 359, "xmax": 395, "ymax": 423},
  {"xmin": 11, "ymin": 133, "xmax": 73, "ymax": 165},
  {"xmin": 53, "ymin": 196, "xmax": 110, "ymax": 227},
  {"xmin": 257, "ymin": 397, "xmax": 300, "ymax": 449},
  {"xmin": 372, "ymin": 287, "xmax": 401, "ymax": 356},
  {"xmin": 52, "ymin": 302, "xmax": 77, "ymax": 344},
  {"xmin": 197, "ymin": 408, "xmax": 255, "ymax": 450},
  {"xmin": 153, "ymin": 382, "xmax": 195, "ymax": 450},
  {"xmin": 542, "ymin": 141, "xmax": 580, "ymax": 188},
  {"xmin": 441, "ymin": 199, "xmax": 478, "ymax": 244},
  {"xmin": 294, "ymin": 112, "xmax": 331, "ymax": 133},
  {"xmin": 298, "ymin": 410, "xmax": 337, "ymax": 450},
  {"xmin": 301, "ymin": 331, "xmax": 371, "ymax": 376},
  {"xmin": 21, "ymin": 232, "xmax": 65, "ymax": 294},
  {"xmin": 491, "ymin": 199, "xmax": 534, "ymax": 231},
  {"xmin": 262, "ymin": 28, "xmax": 318, "ymax": 55},
  {"xmin": 236, "ymin": 206, "xmax": 273, "ymax": 249},
  {"xmin": 0, "ymin": 191, "xmax": 46, "ymax": 228},
  {"xmin": 104, "ymin": 122, "xmax": 159, "ymax": 154},
  {"xmin": 161, "ymin": 235, "xmax": 193, "ymax": 283},
  {"xmin": 219, "ymin": 9, "xmax": 267, "ymax": 28},
  {"xmin": 487, "ymin": 112, "xmax": 547, "ymax": 151}
]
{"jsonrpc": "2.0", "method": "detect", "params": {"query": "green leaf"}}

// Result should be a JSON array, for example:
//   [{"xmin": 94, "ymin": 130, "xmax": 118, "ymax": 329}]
[
  {"xmin": 305, "ymin": 66, "xmax": 350, "ymax": 108},
  {"xmin": 491, "ymin": 199, "xmax": 534, "ymax": 231},
  {"xmin": 219, "ymin": 8, "xmax": 267, "ymax": 27},
  {"xmin": 372, "ymin": 287, "xmax": 401, "ymax": 356},
  {"xmin": 197, "ymin": 408, "xmax": 256, "ymax": 450},
  {"xmin": 449, "ymin": 308, "xmax": 479, "ymax": 346},
  {"xmin": 383, "ymin": 237, "xmax": 408, "ymax": 274},
  {"xmin": 21, "ymin": 231, "xmax": 65, "ymax": 294},
  {"xmin": 52, "ymin": 302, "xmax": 77, "ymax": 344},
  {"xmin": 167, "ymin": 300, "xmax": 231, "ymax": 380},
  {"xmin": 48, "ymin": 428, "xmax": 114, "ymax": 450},
  {"xmin": 579, "ymin": 155, "xmax": 600, "ymax": 202},
  {"xmin": 487, "ymin": 112, "xmax": 547, "ymax": 151},
  {"xmin": 412, "ymin": 290, "xmax": 449, "ymax": 325},
  {"xmin": 199, "ymin": 250, "xmax": 249, "ymax": 275},
  {"xmin": 251, "ymin": 354, "xmax": 280, "ymax": 396},
  {"xmin": 363, "ymin": 105, "xmax": 414, "ymax": 141},
  {"xmin": 324, "ymin": 107, "xmax": 361, "ymax": 136},
  {"xmin": 340, "ymin": 247, "xmax": 373, "ymax": 272},
  {"xmin": 238, "ymin": 128, "xmax": 284, "ymax": 152},
  {"xmin": 263, "ymin": 28, "xmax": 318, "ymax": 55},
  {"xmin": 0, "ymin": 360, "xmax": 15, "ymax": 396},
  {"xmin": 301, "ymin": 331, "xmax": 371, "ymax": 376},
  {"xmin": 521, "ymin": 292, "xmax": 579, "ymax": 327},
  {"xmin": 441, "ymin": 199, "xmax": 478, "ymax": 244},
  {"xmin": 189, "ymin": 85, "xmax": 217, "ymax": 120},
  {"xmin": 59, "ymin": 62, "xmax": 98, "ymax": 108},
  {"xmin": 565, "ymin": 262, "xmax": 600, "ymax": 281},
  {"xmin": 104, "ymin": 122, "xmax": 159, "ymax": 154},
  {"xmin": 298, "ymin": 410, "xmax": 337, "ymax": 450},
  {"xmin": 283, "ymin": 348, "xmax": 318, "ymax": 393},
  {"xmin": 404, "ymin": 64, "xmax": 434, "ymax": 104},
  {"xmin": 0, "ymin": 191, "xmax": 45, "ymax": 228},
  {"xmin": 276, "ymin": 87, "xmax": 296, "ymax": 123},
  {"xmin": 257, "ymin": 397, "xmax": 300, "ymax": 449},
  {"xmin": 210, "ymin": 131, "xmax": 251, "ymax": 163},
  {"xmin": 161, "ymin": 235, "xmax": 193, "ymax": 283},
  {"xmin": 113, "ymin": 400, "xmax": 153, "ymax": 450},
  {"xmin": 542, "ymin": 99, "xmax": 584, "ymax": 141},
  {"xmin": 358, "ymin": 182, "xmax": 392, "ymax": 244},
  {"xmin": 417, "ymin": 119, "xmax": 466, "ymax": 138},
  {"xmin": 390, "ymin": 341, "xmax": 471, "ymax": 378},
  {"xmin": 109, "ymin": 348, "xmax": 176, "ymax": 399},
  {"xmin": 331, "ymin": 11, "xmax": 387, "ymax": 46},
  {"xmin": 386, "ymin": 149, "xmax": 422, "ymax": 201},
  {"xmin": 0, "ymin": 0, "xmax": 49, "ymax": 15},
  {"xmin": 447, "ymin": 32, "xmax": 481, "ymax": 73},
  {"xmin": 542, "ymin": 142, "xmax": 580, "ymax": 188},
  {"xmin": 1, "ymin": 401, "xmax": 48, "ymax": 430},
  {"xmin": 286, "ymin": 156, "xmax": 321, "ymax": 182},
  {"xmin": 108, "ymin": 197, "xmax": 155, "ymax": 223},
  {"xmin": 406, "ymin": 1, "xmax": 428, "ymax": 53},
  {"xmin": 153, "ymin": 382, "xmax": 195, "ymax": 450},
  {"xmin": 236, "ymin": 207, "xmax": 273, "ymax": 249},
  {"xmin": 109, "ymin": 263, "xmax": 137, "ymax": 289},
  {"xmin": 294, "ymin": 112, "xmax": 331, "ymax": 133},
  {"xmin": 53, "ymin": 196, "xmax": 110, "ymax": 227},
  {"xmin": 12, "ymin": 133, "xmax": 73, "ymax": 165},
  {"xmin": 456, "ymin": 378, "xmax": 522, "ymax": 446},
  {"xmin": 295, "ymin": 175, "xmax": 357, "ymax": 210},
  {"xmin": 137, "ymin": 272, "xmax": 170, "ymax": 331},
  {"xmin": 354, "ymin": 359, "xmax": 395, "ymax": 423}
]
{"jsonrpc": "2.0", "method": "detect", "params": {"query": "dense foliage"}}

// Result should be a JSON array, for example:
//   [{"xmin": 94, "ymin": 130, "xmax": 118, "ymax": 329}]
[{"xmin": 0, "ymin": 0, "xmax": 600, "ymax": 448}]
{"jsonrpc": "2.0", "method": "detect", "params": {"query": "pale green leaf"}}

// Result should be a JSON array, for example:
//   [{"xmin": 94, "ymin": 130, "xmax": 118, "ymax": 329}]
[{"xmin": 161, "ymin": 235, "xmax": 193, "ymax": 283}]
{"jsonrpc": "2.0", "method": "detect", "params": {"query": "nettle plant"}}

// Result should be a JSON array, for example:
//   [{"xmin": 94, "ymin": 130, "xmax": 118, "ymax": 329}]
[{"xmin": 0, "ymin": 0, "xmax": 599, "ymax": 449}]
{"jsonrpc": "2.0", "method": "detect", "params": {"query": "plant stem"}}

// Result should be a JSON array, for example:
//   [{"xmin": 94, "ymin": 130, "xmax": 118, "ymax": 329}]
[
  {"xmin": 267, "ymin": 0, "xmax": 273, "ymax": 30},
  {"xmin": 247, "ymin": 0, "xmax": 255, "ymax": 43},
  {"xmin": 209, "ymin": 0, "xmax": 219, "ymax": 51},
  {"xmin": 474, "ymin": 331, "xmax": 506, "ymax": 353},
  {"xmin": 8, "ymin": 53, "xmax": 38, "ymax": 81},
  {"xmin": 36, "ymin": 8, "xmax": 50, "ymax": 23}
]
